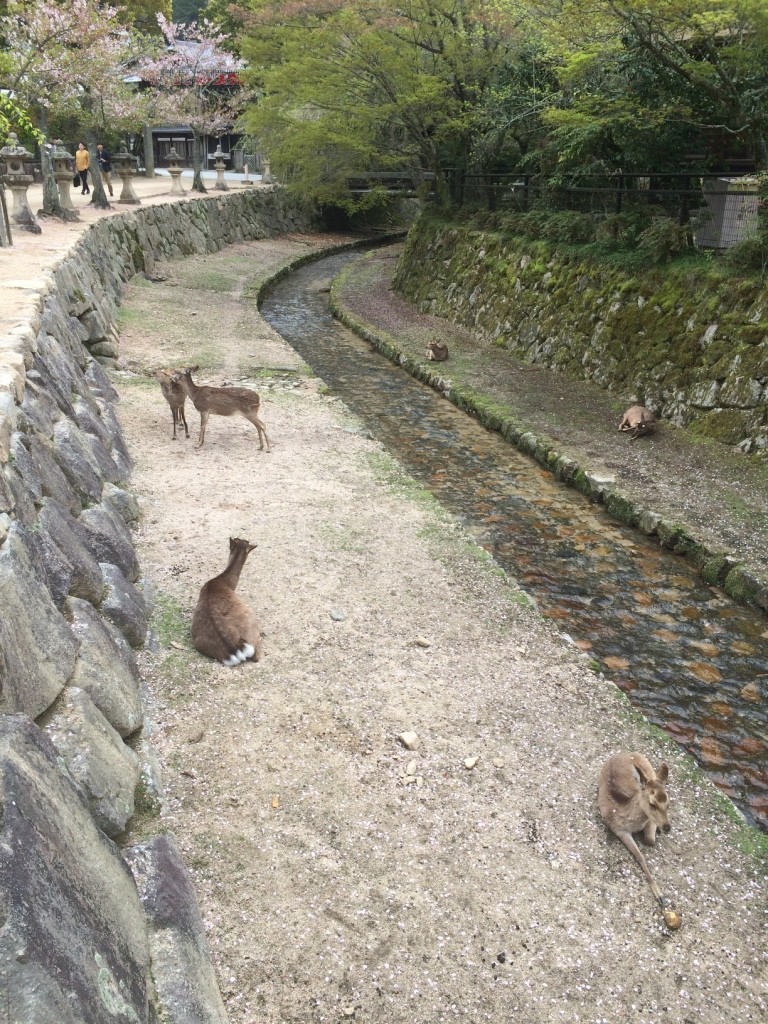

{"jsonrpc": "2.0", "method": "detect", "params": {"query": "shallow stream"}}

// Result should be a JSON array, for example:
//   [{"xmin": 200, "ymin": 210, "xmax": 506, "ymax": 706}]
[{"xmin": 261, "ymin": 251, "xmax": 768, "ymax": 829}]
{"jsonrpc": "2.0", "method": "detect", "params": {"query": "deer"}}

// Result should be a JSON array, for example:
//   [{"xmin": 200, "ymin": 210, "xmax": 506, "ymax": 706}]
[
  {"xmin": 426, "ymin": 340, "xmax": 449, "ymax": 362},
  {"xmin": 154, "ymin": 366, "xmax": 198, "ymax": 440},
  {"xmin": 597, "ymin": 752, "xmax": 681, "ymax": 928},
  {"xmin": 171, "ymin": 367, "xmax": 271, "ymax": 451},
  {"xmin": 191, "ymin": 537, "xmax": 262, "ymax": 667},
  {"xmin": 618, "ymin": 405, "xmax": 656, "ymax": 441}
]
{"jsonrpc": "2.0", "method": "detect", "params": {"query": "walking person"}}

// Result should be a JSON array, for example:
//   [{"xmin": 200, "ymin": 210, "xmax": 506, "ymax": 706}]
[
  {"xmin": 75, "ymin": 142, "xmax": 90, "ymax": 194},
  {"xmin": 97, "ymin": 143, "xmax": 113, "ymax": 197}
]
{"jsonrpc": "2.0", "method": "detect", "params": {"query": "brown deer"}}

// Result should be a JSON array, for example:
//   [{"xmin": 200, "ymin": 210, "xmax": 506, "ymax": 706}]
[
  {"xmin": 154, "ymin": 366, "xmax": 198, "ymax": 440},
  {"xmin": 191, "ymin": 537, "xmax": 262, "ymax": 666},
  {"xmin": 172, "ymin": 367, "xmax": 271, "ymax": 450},
  {"xmin": 598, "ymin": 752, "xmax": 680, "ymax": 925},
  {"xmin": 618, "ymin": 405, "xmax": 656, "ymax": 440},
  {"xmin": 426, "ymin": 340, "xmax": 449, "ymax": 362}
]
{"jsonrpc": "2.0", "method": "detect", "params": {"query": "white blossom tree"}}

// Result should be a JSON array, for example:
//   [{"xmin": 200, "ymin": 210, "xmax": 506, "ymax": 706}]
[
  {"xmin": 1, "ymin": 0, "xmax": 150, "ymax": 211},
  {"xmin": 140, "ymin": 14, "xmax": 244, "ymax": 192}
]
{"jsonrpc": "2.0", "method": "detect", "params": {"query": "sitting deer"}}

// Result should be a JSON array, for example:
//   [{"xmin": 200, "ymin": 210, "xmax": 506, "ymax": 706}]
[
  {"xmin": 171, "ymin": 367, "xmax": 271, "ymax": 450},
  {"xmin": 619, "ymin": 405, "xmax": 656, "ymax": 441},
  {"xmin": 426, "ymin": 340, "xmax": 449, "ymax": 362},
  {"xmin": 191, "ymin": 537, "xmax": 262, "ymax": 667},
  {"xmin": 154, "ymin": 366, "xmax": 198, "ymax": 440},
  {"xmin": 598, "ymin": 752, "xmax": 678, "ymax": 923}
]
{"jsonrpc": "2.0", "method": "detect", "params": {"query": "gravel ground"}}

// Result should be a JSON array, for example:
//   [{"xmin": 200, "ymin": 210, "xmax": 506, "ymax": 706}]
[{"xmin": 115, "ymin": 236, "xmax": 767, "ymax": 1024}]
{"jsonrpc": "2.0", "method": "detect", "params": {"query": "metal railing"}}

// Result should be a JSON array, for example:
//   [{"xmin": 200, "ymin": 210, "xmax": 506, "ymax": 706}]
[{"xmin": 443, "ymin": 170, "xmax": 761, "ymax": 249}]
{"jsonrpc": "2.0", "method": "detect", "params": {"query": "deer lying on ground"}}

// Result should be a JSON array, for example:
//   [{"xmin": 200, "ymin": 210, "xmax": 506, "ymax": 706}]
[
  {"xmin": 171, "ymin": 367, "xmax": 271, "ymax": 450},
  {"xmin": 191, "ymin": 537, "xmax": 262, "ymax": 666},
  {"xmin": 154, "ymin": 366, "xmax": 198, "ymax": 440},
  {"xmin": 618, "ymin": 405, "xmax": 656, "ymax": 440},
  {"xmin": 426, "ymin": 340, "xmax": 449, "ymax": 362},
  {"xmin": 598, "ymin": 752, "xmax": 681, "ymax": 928}
]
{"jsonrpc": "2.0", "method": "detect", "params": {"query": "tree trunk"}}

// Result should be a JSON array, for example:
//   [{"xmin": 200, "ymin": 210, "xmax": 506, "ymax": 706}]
[
  {"xmin": 192, "ymin": 130, "xmax": 207, "ymax": 192},
  {"xmin": 86, "ymin": 135, "xmax": 111, "ymax": 209}
]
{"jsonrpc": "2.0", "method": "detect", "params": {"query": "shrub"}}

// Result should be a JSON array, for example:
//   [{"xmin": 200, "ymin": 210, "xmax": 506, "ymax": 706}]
[
  {"xmin": 722, "ymin": 237, "xmax": 768, "ymax": 274},
  {"xmin": 636, "ymin": 218, "xmax": 691, "ymax": 262},
  {"xmin": 541, "ymin": 211, "xmax": 596, "ymax": 243}
]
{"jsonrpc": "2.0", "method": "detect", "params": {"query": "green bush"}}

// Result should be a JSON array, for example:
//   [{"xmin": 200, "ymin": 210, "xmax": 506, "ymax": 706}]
[
  {"xmin": 722, "ymin": 237, "xmax": 768, "ymax": 273},
  {"xmin": 636, "ymin": 218, "xmax": 691, "ymax": 263},
  {"xmin": 541, "ymin": 211, "xmax": 596, "ymax": 243}
]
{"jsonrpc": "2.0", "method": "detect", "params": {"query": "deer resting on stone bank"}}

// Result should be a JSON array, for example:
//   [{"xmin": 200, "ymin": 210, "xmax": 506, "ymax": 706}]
[
  {"xmin": 191, "ymin": 538, "xmax": 262, "ymax": 666},
  {"xmin": 155, "ymin": 366, "xmax": 198, "ymax": 440},
  {"xmin": 618, "ymin": 405, "xmax": 656, "ymax": 440},
  {"xmin": 598, "ymin": 752, "xmax": 681, "ymax": 929},
  {"xmin": 171, "ymin": 367, "xmax": 271, "ymax": 450}
]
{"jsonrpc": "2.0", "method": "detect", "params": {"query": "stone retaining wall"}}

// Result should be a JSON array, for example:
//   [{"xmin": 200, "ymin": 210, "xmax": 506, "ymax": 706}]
[
  {"xmin": 393, "ymin": 216, "xmax": 768, "ymax": 454},
  {"xmin": 0, "ymin": 188, "xmax": 319, "ymax": 1024}
]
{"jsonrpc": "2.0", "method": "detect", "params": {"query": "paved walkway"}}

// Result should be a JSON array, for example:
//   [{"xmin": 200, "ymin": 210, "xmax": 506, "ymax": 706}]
[{"xmin": 1, "ymin": 170, "xmax": 264, "ymax": 331}]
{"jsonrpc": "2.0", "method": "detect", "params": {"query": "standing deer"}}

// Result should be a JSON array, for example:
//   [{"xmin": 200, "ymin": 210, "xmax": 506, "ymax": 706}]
[
  {"xmin": 426, "ymin": 340, "xmax": 449, "ymax": 362},
  {"xmin": 598, "ymin": 752, "xmax": 680, "ymax": 926},
  {"xmin": 172, "ymin": 367, "xmax": 271, "ymax": 450},
  {"xmin": 191, "ymin": 537, "xmax": 262, "ymax": 666},
  {"xmin": 154, "ymin": 366, "xmax": 198, "ymax": 440},
  {"xmin": 618, "ymin": 405, "xmax": 656, "ymax": 440}
]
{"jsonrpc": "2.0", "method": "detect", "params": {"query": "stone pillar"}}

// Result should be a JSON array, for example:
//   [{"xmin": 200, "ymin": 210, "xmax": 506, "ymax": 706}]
[
  {"xmin": 51, "ymin": 140, "xmax": 77, "ymax": 216},
  {"xmin": 112, "ymin": 142, "xmax": 141, "ymax": 205},
  {"xmin": 0, "ymin": 133, "xmax": 41, "ymax": 234},
  {"xmin": 213, "ymin": 142, "xmax": 229, "ymax": 191},
  {"xmin": 167, "ymin": 147, "xmax": 185, "ymax": 195},
  {"xmin": 242, "ymin": 158, "xmax": 250, "ymax": 186}
]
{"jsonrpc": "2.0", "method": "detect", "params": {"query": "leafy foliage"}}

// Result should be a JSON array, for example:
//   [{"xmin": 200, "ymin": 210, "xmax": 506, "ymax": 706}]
[{"xmin": 1, "ymin": 0, "xmax": 151, "ymax": 136}]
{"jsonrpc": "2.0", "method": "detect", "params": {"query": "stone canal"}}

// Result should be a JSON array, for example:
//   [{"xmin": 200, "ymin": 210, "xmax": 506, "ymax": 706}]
[{"xmin": 261, "ymin": 250, "xmax": 768, "ymax": 829}]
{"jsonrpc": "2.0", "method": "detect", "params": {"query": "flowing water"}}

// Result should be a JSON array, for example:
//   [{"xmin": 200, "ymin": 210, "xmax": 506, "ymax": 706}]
[{"xmin": 261, "ymin": 251, "xmax": 768, "ymax": 829}]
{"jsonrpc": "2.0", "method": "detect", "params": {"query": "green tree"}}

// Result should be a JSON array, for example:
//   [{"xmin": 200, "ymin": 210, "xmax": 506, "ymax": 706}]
[
  {"xmin": 236, "ymin": 0, "xmax": 535, "ymax": 209},
  {"xmin": 533, "ymin": 0, "xmax": 768, "ymax": 170}
]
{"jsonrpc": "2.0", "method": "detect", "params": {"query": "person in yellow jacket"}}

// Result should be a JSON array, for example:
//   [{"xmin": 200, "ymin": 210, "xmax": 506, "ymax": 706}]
[{"xmin": 75, "ymin": 142, "xmax": 90, "ymax": 194}]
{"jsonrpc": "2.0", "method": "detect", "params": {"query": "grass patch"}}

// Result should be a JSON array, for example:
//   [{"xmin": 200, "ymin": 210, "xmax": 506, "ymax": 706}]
[{"xmin": 151, "ymin": 592, "xmax": 189, "ymax": 648}]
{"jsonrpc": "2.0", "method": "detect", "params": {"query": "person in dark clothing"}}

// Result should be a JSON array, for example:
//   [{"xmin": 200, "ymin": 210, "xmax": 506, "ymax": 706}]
[{"xmin": 97, "ymin": 143, "xmax": 114, "ymax": 197}]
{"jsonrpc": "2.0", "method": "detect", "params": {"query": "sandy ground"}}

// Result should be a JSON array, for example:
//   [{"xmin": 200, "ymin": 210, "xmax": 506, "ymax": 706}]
[{"xmin": 114, "ymin": 240, "xmax": 767, "ymax": 1024}]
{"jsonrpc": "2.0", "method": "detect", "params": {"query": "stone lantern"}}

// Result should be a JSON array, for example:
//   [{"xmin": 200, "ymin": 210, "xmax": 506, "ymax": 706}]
[
  {"xmin": 261, "ymin": 157, "xmax": 274, "ymax": 185},
  {"xmin": 167, "ymin": 146, "xmax": 185, "ymax": 195},
  {"xmin": 212, "ymin": 142, "xmax": 229, "ymax": 191},
  {"xmin": 111, "ymin": 141, "xmax": 141, "ymax": 204},
  {"xmin": 51, "ymin": 139, "xmax": 77, "ymax": 216},
  {"xmin": 0, "ymin": 133, "xmax": 41, "ymax": 233}
]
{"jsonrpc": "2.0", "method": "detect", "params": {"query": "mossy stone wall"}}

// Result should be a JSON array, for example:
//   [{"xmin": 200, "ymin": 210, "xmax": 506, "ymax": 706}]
[{"xmin": 393, "ymin": 217, "xmax": 768, "ymax": 454}]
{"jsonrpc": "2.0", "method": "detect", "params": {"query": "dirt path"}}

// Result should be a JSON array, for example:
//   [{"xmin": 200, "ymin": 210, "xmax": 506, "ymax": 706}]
[{"xmin": 116, "ymin": 238, "xmax": 767, "ymax": 1024}]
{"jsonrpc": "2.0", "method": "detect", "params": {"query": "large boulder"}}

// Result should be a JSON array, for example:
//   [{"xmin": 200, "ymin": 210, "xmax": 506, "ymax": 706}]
[
  {"xmin": 0, "ymin": 715, "xmax": 152, "ymax": 1024},
  {"xmin": 124, "ymin": 834, "xmax": 229, "ymax": 1024},
  {"xmin": 43, "ymin": 687, "xmax": 141, "ymax": 838},
  {"xmin": 0, "ymin": 524, "xmax": 78, "ymax": 718},
  {"xmin": 65, "ymin": 597, "xmax": 144, "ymax": 737}
]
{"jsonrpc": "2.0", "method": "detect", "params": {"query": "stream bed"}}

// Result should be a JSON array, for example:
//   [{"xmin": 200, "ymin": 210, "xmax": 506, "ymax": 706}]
[{"xmin": 261, "ymin": 250, "xmax": 768, "ymax": 829}]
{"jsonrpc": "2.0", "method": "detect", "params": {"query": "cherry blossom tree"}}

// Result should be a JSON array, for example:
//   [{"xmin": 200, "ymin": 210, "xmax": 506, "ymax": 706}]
[
  {"xmin": 1, "ymin": 0, "xmax": 150, "ymax": 211},
  {"xmin": 140, "ymin": 13, "xmax": 244, "ymax": 192}
]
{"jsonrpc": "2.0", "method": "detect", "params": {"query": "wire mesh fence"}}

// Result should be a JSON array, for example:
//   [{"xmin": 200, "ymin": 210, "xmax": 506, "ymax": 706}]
[{"xmin": 444, "ymin": 170, "xmax": 761, "ymax": 249}]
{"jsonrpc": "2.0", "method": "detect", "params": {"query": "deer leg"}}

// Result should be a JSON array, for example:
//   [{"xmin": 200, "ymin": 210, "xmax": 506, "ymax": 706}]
[
  {"xmin": 198, "ymin": 409, "xmax": 209, "ymax": 447},
  {"xmin": 171, "ymin": 408, "xmax": 178, "ymax": 440},
  {"xmin": 180, "ymin": 405, "xmax": 189, "ymax": 438},
  {"xmin": 245, "ymin": 410, "xmax": 271, "ymax": 452},
  {"xmin": 615, "ymin": 829, "xmax": 664, "ymax": 905}
]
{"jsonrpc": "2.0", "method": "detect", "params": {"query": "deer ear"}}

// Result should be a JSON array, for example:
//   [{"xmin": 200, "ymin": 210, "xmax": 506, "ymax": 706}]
[{"xmin": 656, "ymin": 762, "xmax": 668, "ymax": 783}]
